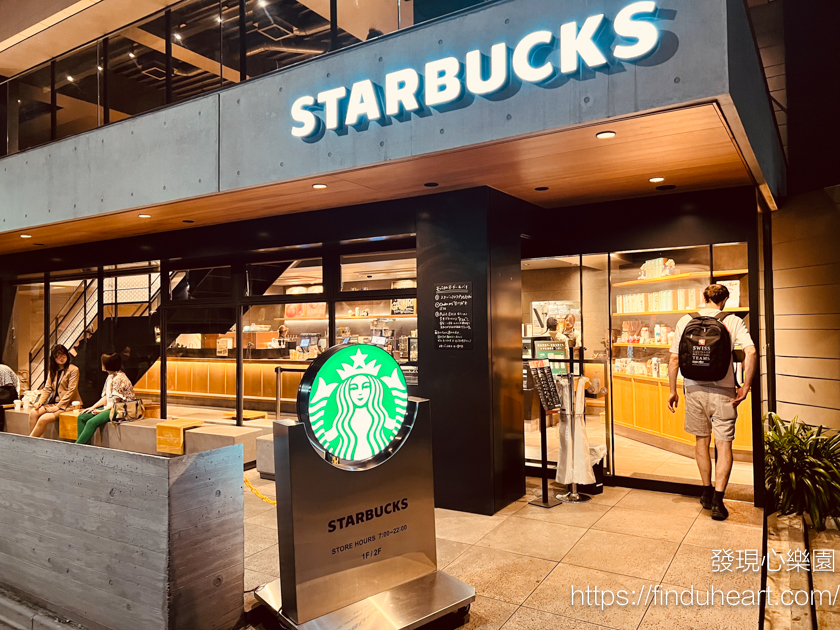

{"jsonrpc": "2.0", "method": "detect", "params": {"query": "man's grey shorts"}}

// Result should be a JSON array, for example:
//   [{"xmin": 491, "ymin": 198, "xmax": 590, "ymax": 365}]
[{"xmin": 684, "ymin": 386, "xmax": 738, "ymax": 442}]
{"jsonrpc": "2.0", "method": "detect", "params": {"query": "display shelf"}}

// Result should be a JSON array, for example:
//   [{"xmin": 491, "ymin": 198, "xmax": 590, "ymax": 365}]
[
  {"xmin": 613, "ymin": 372, "xmax": 681, "ymax": 385},
  {"xmin": 613, "ymin": 269, "xmax": 748, "ymax": 287},
  {"xmin": 613, "ymin": 307, "xmax": 749, "ymax": 317},
  {"xmin": 612, "ymin": 272, "xmax": 708, "ymax": 288}
]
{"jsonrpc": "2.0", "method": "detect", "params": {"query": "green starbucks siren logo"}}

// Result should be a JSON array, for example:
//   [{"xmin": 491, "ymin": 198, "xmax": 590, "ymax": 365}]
[{"xmin": 299, "ymin": 345, "xmax": 409, "ymax": 468}]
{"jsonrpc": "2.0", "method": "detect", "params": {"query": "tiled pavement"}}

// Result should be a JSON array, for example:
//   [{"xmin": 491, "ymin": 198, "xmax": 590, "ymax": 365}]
[{"xmin": 242, "ymin": 471, "xmax": 763, "ymax": 630}]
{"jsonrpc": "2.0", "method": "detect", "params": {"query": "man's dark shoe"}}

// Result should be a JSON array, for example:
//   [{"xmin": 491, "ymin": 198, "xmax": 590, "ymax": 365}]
[
  {"xmin": 700, "ymin": 486, "xmax": 714, "ymax": 510},
  {"xmin": 711, "ymin": 496, "xmax": 729, "ymax": 521}
]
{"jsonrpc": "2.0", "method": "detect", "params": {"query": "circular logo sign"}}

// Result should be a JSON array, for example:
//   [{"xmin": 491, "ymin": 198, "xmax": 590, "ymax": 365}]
[{"xmin": 297, "ymin": 344, "xmax": 411, "ymax": 470}]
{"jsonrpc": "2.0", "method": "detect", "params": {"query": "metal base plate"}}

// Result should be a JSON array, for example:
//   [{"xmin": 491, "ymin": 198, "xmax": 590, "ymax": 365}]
[
  {"xmin": 529, "ymin": 496, "xmax": 561, "ymax": 508},
  {"xmin": 556, "ymin": 492, "xmax": 592, "ymax": 503},
  {"xmin": 254, "ymin": 570, "xmax": 475, "ymax": 630}
]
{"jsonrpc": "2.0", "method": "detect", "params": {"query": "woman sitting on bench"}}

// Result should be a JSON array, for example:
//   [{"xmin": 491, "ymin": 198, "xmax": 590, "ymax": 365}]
[
  {"xmin": 30, "ymin": 344, "xmax": 82, "ymax": 438},
  {"xmin": 76, "ymin": 353, "xmax": 136, "ymax": 445}
]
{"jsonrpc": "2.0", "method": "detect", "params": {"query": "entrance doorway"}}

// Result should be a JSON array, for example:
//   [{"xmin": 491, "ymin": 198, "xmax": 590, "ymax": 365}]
[{"xmin": 522, "ymin": 245, "xmax": 756, "ymax": 502}]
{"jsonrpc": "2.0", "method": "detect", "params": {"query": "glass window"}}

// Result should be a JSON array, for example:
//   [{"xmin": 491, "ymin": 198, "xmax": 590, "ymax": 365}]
[
  {"xmin": 154, "ymin": 306, "xmax": 238, "ymax": 415},
  {"xmin": 8, "ymin": 64, "xmax": 52, "ymax": 153},
  {"xmin": 336, "ymin": 299, "xmax": 417, "ymax": 363},
  {"xmin": 108, "ymin": 14, "xmax": 168, "ymax": 118},
  {"xmin": 243, "ymin": 303, "xmax": 327, "ymax": 360},
  {"xmin": 170, "ymin": 0, "xmax": 227, "ymax": 101},
  {"xmin": 713, "ymin": 242, "xmax": 749, "ymax": 310},
  {"xmin": 3, "ymin": 283, "xmax": 45, "ymax": 392},
  {"xmin": 54, "ymin": 43, "xmax": 104, "ymax": 141},
  {"xmin": 247, "ymin": 258, "xmax": 323, "ymax": 296},
  {"xmin": 521, "ymin": 256, "xmax": 582, "ymax": 468},
  {"xmin": 340, "ymin": 250, "xmax": 417, "ymax": 292},
  {"xmin": 169, "ymin": 266, "xmax": 232, "ymax": 300},
  {"xmin": 243, "ymin": 0, "xmax": 332, "ymax": 79}
]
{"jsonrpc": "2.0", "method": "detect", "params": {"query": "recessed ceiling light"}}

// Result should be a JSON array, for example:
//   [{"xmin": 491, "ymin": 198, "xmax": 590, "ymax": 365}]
[
  {"xmin": 129, "ymin": 52, "xmax": 135, "ymax": 58},
  {"xmin": 97, "ymin": 66, "xmax": 103, "ymax": 71},
  {"xmin": 258, "ymin": 0, "xmax": 267, "ymax": 6},
  {"xmin": 217, "ymin": 16, "xmax": 223, "ymax": 22},
  {"xmin": 183, "ymin": 219, "xmax": 195, "ymax": 224},
  {"xmin": 596, "ymin": 131, "xmax": 616, "ymax": 139},
  {"xmin": 138, "ymin": 214, "xmax": 151, "ymax": 218},
  {"xmin": 424, "ymin": 182, "xmax": 439, "ymax": 188},
  {"xmin": 312, "ymin": 183, "xmax": 327, "ymax": 189},
  {"xmin": 649, "ymin": 177, "xmax": 665, "ymax": 183},
  {"xmin": 20, "ymin": 234, "xmax": 32, "ymax": 239},
  {"xmin": 66, "ymin": 75, "xmax": 74, "ymax": 82},
  {"xmin": 174, "ymin": 33, "xmax": 181, "ymax": 40},
  {"xmin": 523, "ymin": 263, "xmax": 530, "ymax": 267},
  {"xmin": 656, "ymin": 185, "xmax": 677, "ymax": 192},
  {"xmin": 34, "ymin": 243, "xmax": 45, "ymax": 247},
  {"xmin": 535, "ymin": 186, "xmax": 549, "ymax": 191}
]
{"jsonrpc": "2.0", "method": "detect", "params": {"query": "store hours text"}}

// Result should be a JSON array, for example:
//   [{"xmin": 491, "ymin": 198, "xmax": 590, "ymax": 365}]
[{"xmin": 331, "ymin": 525, "xmax": 409, "ymax": 557}]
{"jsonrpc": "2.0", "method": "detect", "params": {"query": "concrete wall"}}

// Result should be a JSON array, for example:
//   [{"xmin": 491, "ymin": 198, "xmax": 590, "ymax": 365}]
[
  {"xmin": 0, "ymin": 434, "xmax": 244, "ymax": 630},
  {"xmin": 0, "ymin": 0, "xmax": 783, "ymax": 233},
  {"xmin": 772, "ymin": 186, "xmax": 840, "ymax": 430}
]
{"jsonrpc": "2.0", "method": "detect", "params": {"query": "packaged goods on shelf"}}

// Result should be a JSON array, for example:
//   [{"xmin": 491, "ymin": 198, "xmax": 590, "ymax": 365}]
[
  {"xmin": 719, "ymin": 280, "xmax": 741, "ymax": 307},
  {"xmin": 638, "ymin": 257, "xmax": 678, "ymax": 280}
]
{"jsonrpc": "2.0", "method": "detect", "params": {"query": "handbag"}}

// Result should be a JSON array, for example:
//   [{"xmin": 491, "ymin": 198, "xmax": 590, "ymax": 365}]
[{"xmin": 110, "ymin": 399, "xmax": 145, "ymax": 423}]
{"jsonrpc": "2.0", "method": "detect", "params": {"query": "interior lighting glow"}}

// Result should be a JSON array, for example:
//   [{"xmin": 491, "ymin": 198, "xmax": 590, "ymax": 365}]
[
  {"xmin": 138, "ymin": 214, "xmax": 152, "ymax": 218},
  {"xmin": 129, "ymin": 52, "xmax": 135, "ymax": 58},
  {"xmin": 649, "ymin": 177, "xmax": 665, "ymax": 183},
  {"xmin": 174, "ymin": 33, "xmax": 182, "ymax": 40},
  {"xmin": 596, "ymin": 131, "xmax": 616, "ymax": 139},
  {"xmin": 66, "ymin": 75, "xmax": 74, "ymax": 81},
  {"xmin": 20, "ymin": 234, "xmax": 32, "ymax": 239},
  {"xmin": 312, "ymin": 184, "xmax": 327, "ymax": 189}
]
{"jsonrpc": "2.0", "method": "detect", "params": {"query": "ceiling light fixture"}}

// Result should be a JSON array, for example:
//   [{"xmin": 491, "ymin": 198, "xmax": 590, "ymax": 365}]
[
  {"xmin": 174, "ymin": 33, "xmax": 182, "ymax": 40},
  {"xmin": 596, "ymin": 131, "xmax": 616, "ymax": 139},
  {"xmin": 20, "ymin": 234, "xmax": 32, "ymax": 239},
  {"xmin": 423, "ymin": 182, "xmax": 439, "ymax": 188},
  {"xmin": 656, "ymin": 185, "xmax": 677, "ymax": 192},
  {"xmin": 129, "ymin": 52, "xmax": 135, "ymax": 58},
  {"xmin": 649, "ymin": 177, "xmax": 665, "ymax": 183},
  {"xmin": 535, "ymin": 186, "xmax": 549, "ymax": 191},
  {"xmin": 66, "ymin": 75, "xmax": 74, "ymax": 82},
  {"xmin": 97, "ymin": 66, "xmax": 103, "ymax": 71},
  {"xmin": 138, "ymin": 214, "xmax": 151, "ymax": 218},
  {"xmin": 183, "ymin": 219, "xmax": 195, "ymax": 224},
  {"xmin": 312, "ymin": 183, "xmax": 327, "ymax": 189}
]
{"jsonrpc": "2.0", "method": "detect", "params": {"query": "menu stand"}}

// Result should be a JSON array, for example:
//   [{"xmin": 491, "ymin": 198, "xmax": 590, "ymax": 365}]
[{"xmin": 527, "ymin": 359, "xmax": 561, "ymax": 509}]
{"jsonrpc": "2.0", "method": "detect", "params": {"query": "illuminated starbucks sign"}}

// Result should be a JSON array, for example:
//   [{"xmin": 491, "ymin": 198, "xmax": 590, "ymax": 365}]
[{"xmin": 298, "ymin": 345, "xmax": 412, "ymax": 470}]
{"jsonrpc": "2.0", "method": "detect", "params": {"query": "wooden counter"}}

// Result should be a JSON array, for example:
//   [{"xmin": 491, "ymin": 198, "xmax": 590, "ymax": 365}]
[
  {"xmin": 612, "ymin": 373, "xmax": 753, "ymax": 460},
  {"xmin": 135, "ymin": 357, "xmax": 311, "ymax": 405}
]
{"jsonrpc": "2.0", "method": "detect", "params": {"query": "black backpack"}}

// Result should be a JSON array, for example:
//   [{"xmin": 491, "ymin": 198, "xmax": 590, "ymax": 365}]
[{"xmin": 678, "ymin": 313, "xmax": 731, "ymax": 381}]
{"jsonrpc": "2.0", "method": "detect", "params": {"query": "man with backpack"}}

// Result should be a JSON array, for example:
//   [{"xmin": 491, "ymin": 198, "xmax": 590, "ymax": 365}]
[{"xmin": 667, "ymin": 284, "xmax": 757, "ymax": 521}]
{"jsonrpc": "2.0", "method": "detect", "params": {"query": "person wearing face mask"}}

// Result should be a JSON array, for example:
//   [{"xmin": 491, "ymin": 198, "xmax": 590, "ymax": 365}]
[{"xmin": 29, "ymin": 344, "xmax": 82, "ymax": 438}]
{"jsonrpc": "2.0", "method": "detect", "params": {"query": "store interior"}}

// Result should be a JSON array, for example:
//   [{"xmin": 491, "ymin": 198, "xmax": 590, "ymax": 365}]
[{"xmin": 521, "ymin": 244, "xmax": 755, "ymax": 496}]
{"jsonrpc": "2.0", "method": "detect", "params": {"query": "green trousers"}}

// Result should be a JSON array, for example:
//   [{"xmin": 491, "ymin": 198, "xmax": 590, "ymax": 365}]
[{"xmin": 76, "ymin": 409, "xmax": 110, "ymax": 444}]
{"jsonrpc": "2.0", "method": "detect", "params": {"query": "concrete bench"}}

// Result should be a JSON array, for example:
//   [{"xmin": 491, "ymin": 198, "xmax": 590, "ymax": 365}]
[
  {"xmin": 4, "ymin": 409, "xmax": 62, "ymax": 441},
  {"xmin": 104, "ymin": 418, "xmax": 172, "ymax": 456},
  {"xmin": 256, "ymin": 434, "xmax": 275, "ymax": 479},
  {"xmin": 185, "ymin": 425, "xmax": 263, "ymax": 464}
]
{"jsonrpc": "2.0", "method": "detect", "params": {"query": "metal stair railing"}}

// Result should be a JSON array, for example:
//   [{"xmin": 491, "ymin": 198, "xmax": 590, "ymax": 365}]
[{"xmin": 28, "ymin": 273, "xmax": 163, "ymax": 389}]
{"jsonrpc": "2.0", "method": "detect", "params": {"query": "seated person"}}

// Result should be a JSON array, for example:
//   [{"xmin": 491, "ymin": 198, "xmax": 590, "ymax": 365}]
[
  {"xmin": 76, "ymin": 353, "xmax": 136, "ymax": 445},
  {"xmin": 0, "ymin": 363, "xmax": 19, "ymax": 432},
  {"xmin": 30, "ymin": 344, "xmax": 82, "ymax": 438}
]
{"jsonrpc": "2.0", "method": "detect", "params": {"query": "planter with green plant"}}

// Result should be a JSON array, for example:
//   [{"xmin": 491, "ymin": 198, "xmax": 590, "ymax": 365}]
[{"xmin": 764, "ymin": 412, "xmax": 840, "ymax": 532}]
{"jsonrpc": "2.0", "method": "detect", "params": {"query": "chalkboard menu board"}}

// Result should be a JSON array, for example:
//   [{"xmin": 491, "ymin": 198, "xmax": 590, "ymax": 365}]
[
  {"xmin": 434, "ymin": 282, "xmax": 473, "ymax": 350},
  {"xmin": 528, "ymin": 360, "xmax": 562, "ymax": 411}
]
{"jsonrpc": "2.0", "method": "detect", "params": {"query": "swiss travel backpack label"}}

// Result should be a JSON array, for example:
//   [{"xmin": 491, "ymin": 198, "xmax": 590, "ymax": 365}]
[{"xmin": 678, "ymin": 313, "xmax": 731, "ymax": 381}]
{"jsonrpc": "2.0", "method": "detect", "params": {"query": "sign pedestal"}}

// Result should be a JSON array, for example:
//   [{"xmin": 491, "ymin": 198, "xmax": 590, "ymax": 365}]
[
  {"xmin": 261, "ymin": 345, "xmax": 475, "ymax": 630},
  {"xmin": 255, "ymin": 570, "xmax": 474, "ymax": 630}
]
